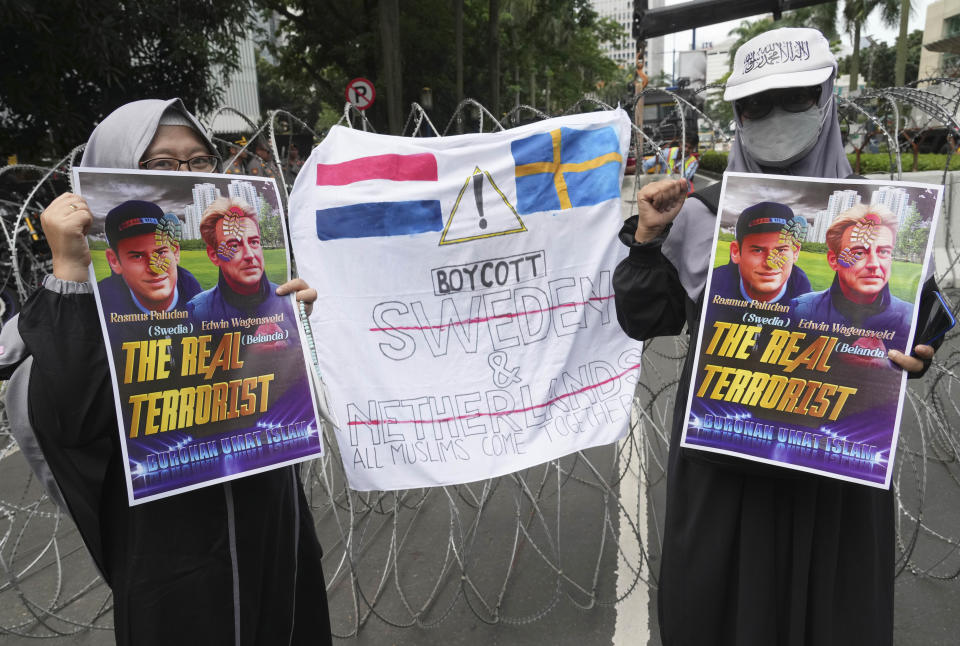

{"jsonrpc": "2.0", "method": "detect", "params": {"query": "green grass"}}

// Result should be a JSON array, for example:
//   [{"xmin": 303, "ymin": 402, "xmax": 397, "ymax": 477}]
[
  {"xmin": 713, "ymin": 240, "xmax": 922, "ymax": 302},
  {"xmin": 91, "ymin": 248, "xmax": 289, "ymax": 291}
]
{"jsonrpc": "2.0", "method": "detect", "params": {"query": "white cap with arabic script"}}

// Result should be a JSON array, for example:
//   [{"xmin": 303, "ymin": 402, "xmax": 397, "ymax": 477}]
[{"xmin": 723, "ymin": 27, "xmax": 837, "ymax": 101}]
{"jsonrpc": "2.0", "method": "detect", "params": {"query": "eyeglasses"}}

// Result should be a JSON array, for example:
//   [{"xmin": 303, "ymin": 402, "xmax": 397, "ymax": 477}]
[
  {"xmin": 735, "ymin": 86, "xmax": 822, "ymax": 121},
  {"xmin": 139, "ymin": 155, "xmax": 218, "ymax": 172}
]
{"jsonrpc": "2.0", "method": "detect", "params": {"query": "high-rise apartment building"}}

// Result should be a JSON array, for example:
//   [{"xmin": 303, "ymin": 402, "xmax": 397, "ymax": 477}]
[
  {"xmin": 919, "ymin": 0, "xmax": 960, "ymax": 80},
  {"xmin": 809, "ymin": 189, "xmax": 862, "ymax": 243},
  {"xmin": 228, "ymin": 179, "xmax": 263, "ymax": 215},
  {"xmin": 184, "ymin": 183, "xmax": 223, "ymax": 240},
  {"xmin": 806, "ymin": 187, "xmax": 915, "ymax": 245},
  {"xmin": 590, "ymin": 0, "xmax": 664, "ymax": 82},
  {"xmin": 871, "ymin": 186, "xmax": 912, "ymax": 226}
]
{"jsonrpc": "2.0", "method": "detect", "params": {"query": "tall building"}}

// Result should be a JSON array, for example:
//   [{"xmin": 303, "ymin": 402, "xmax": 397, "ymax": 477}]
[
  {"xmin": 919, "ymin": 0, "xmax": 960, "ymax": 80},
  {"xmin": 205, "ymin": 35, "xmax": 261, "ymax": 134},
  {"xmin": 827, "ymin": 189, "xmax": 862, "ymax": 219},
  {"xmin": 809, "ymin": 189, "xmax": 862, "ymax": 243},
  {"xmin": 591, "ymin": 0, "xmax": 664, "ymax": 82},
  {"xmin": 698, "ymin": 39, "xmax": 735, "ymax": 138},
  {"xmin": 184, "ymin": 182, "xmax": 222, "ymax": 240},
  {"xmin": 228, "ymin": 179, "xmax": 263, "ymax": 215},
  {"xmin": 809, "ymin": 209, "xmax": 831, "ymax": 244},
  {"xmin": 871, "ymin": 186, "xmax": 912, "ymax": 226},
  {"xmin": 704, "ymin": 39, "xmax": 734, "ymax": 95},
  {"xmin": 184, "ymin": 204, "xmax": 201, "ymax": 241}
]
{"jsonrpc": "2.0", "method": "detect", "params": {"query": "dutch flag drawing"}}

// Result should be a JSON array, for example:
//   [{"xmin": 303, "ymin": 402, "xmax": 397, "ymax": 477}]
[{"xmin": 314, "ymin": 153, "xmax": 441, "ymax": 241}]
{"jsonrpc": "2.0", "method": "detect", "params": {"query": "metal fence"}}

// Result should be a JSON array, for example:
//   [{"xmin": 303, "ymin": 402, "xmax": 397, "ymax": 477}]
[{"xmin": 2, "ymin": 92, "xmax": 960, "ymax": 640}]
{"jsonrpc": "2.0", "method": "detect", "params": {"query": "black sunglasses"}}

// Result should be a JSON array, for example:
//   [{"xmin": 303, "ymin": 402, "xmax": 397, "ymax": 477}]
[{"xmin": 735, "ymin": 86, "xmax": 822, "ymax": 121}]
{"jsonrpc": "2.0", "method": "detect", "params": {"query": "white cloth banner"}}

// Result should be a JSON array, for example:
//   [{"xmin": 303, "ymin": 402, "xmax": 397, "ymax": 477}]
[{"xmin": 289, "ymin": 109, "xmax": 643, "ymax": 490}]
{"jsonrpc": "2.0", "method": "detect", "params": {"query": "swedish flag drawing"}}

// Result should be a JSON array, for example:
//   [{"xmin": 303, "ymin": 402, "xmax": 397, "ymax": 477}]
[{"xmin": 510, "ymin": 126, "xmax": 623, "ymax": 215}]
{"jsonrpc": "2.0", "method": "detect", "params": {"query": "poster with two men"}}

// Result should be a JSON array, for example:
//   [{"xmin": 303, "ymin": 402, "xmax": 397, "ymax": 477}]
[
  {"xmin": 76, "ymin": 109, "xmax": 646, "ymax": 499},
  {"xmin": 74, "ymin": 169, "xmax": 323, "ymax": 505},
  {"xmin": 683, "ymin": 172, "xmax": 944, "ymax": 488},
  {"xmin": 76, "ymin": 115, "xmax": 942, "ymax": 499}
]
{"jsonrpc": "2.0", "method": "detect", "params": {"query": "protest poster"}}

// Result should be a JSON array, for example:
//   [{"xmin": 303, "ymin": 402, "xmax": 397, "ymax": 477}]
[
  {"xmin": 288, "ymin": 109, "xmax": 643, "ymax": 491},
  {"xmin": 73, "ymin": 168, "xmax": 324, "ymax": 505},
  {"xmin": 682, "ymin": 172, "xmax": 943, "ymax": 488}
]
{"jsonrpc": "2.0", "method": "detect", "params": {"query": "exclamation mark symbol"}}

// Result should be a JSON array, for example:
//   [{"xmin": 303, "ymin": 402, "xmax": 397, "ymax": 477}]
[{"xmin": 473, "ymin": 172, "xmax": 487, "ymax": 229}]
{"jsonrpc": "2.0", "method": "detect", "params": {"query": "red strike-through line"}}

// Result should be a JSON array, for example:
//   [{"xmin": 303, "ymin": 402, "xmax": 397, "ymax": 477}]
[
  {"xmin": 346, "ymin": 361, "xmax": 640, "ymax": 427},
  {"xmin": 369, "ymin": 294, "xmax": 615, "ymax": 333}
]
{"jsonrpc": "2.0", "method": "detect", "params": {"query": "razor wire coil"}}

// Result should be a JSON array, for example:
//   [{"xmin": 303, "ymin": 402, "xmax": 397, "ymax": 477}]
[{"xmin": 1, "ymin": 92, "xmax": 960, "ymax": 640}]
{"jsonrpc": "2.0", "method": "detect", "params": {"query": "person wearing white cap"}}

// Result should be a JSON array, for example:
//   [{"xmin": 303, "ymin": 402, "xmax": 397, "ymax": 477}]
[{"xmin": 612, "ymin": 27, "xmax": 939, "ymax": 645}]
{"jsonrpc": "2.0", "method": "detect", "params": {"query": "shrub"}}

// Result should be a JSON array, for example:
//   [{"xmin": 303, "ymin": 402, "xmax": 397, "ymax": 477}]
[
  {"xmin": 848, "ymin": 153, "xmax": 960, "ymax": 174},
  {"xmin": 694, "ymin": 151, "xmax": 960, "ymax": 175},
  {"xmin": 699, "ymin": 151, "xmax": 728, "ymax": 173}
]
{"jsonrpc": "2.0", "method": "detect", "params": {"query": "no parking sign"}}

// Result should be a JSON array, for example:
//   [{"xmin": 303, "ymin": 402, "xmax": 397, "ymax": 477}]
[{"xmin": 345, "ymin": 78, "xmax": 376, "ymax": 110}]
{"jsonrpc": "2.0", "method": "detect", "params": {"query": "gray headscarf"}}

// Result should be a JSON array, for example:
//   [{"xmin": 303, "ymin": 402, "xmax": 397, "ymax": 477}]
[
  {"xmin": 0, "ymin": 100, "xmax": 221, "ymax": 535},
  {"xmin": 664, "ymin": 64, "xmax": 853, "ymax": 301},
  {"xmin": 80, "ymin": 98, "xmax": 219, "ymax": 169},
  {"xmin": 726, "ymin": 76, "xmax": 853, "ymax": 179}
]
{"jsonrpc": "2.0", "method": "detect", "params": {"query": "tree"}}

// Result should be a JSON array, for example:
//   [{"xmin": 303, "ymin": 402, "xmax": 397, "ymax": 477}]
[
  {"xmin": 895, "ymin": 0, "xmax": 912, "ymax": 86},
  {"xmin": 704, "ymin": 71, "xmax": 734, "ymax": 131},
  {"xmin": 257, "ymin": 56, "xmax": 333, "ymax": 132},
  {"xmin": 512, "ymin": 0, "xmax": 621, "ymax": 111},
  {"xmin": 260, "ymin": 0, "xmax": 623, "ymax": 130},
  {"xmin": 729, "ymin": 17, "xmax": 778, "ymax": 66},
  {"xmin": 455, "ymin": 0, "xmax": 465, "ymax": 106},
  {"xmin": 782, "ymin": 3, "xmax": 840, "ymax": 40},
  {"xmin": 843, "ymin": 0, "xmax": 900, "ymax": 93},
  {"xmin": 837, "ymin": 30, "xmax": 923, "ymax": 87},
  {"xmin": 0, "ymin": 0, "xmax": 256, "ymax": 161},
  {"xmin": 895, "ymin": 208, "xmax": 929, "ymax": 261},
  {"xmin": 490, "ymin": 0, "xmax": 501, "ymax": 115},
  {"xmin": 498, "ymin": 0, "xmax": 622, "ymax": 114},
  {"xmin": 379, "ymin": 0, "xmax": 403, "ymax": 133},
  {"xmin": 727, "ymin": 4, "xmax": 840, "ymax": 67}
]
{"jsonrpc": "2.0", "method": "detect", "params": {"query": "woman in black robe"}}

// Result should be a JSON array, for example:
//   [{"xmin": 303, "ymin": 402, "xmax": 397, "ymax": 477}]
[
  {"xmin": 1, "ymin": 99, "xmax": 332, "ymax": 646},
  {"xmin": 613, "ymin": 28, "xmax": 938, "ymax": 646}
]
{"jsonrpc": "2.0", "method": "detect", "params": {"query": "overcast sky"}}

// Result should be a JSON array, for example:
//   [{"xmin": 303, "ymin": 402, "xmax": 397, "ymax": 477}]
[
  {"xmin": 718, "ymin": 175, "xmax": 941, "ymax": 229},
  {"xmin": 73, "ymin": 170, "xmax": 280, "ymax": 237},
  {"xmin": 660, "ymin": 0, "xmax": 937, "ymax": 75}
]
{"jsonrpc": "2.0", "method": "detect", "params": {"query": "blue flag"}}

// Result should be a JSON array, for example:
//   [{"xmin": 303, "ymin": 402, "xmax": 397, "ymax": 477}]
[
  {"xmin": 315, "ymin": 200, "xmax": 443, "ymax": 241},
  {"xmin": 510, "ymin": 126, "xmax": 622, "ymax": 215}
]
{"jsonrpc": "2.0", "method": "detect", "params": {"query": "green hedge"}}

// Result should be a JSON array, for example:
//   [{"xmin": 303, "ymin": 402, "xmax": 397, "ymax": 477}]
[
  {"xmin": 699, "ymin": 151, "xmax": 729, "ymax": 173},
  {"xmin": 697, "ymin": 151, "xmax": 960, "ymax": 174},
  {"xmin": 850, "ymin": 153, "xmax": 960, "ymax": 173}
]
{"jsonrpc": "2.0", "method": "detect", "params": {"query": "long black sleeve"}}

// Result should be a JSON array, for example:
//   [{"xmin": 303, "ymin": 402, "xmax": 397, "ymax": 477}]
[
  {"xmin": 910, "ymin": 276, "xmax": 944, "ymax": 379},
  {"xmin": 613, "ymin": 216, "xmax": 689, "ymax": 341},
  {"xmin": 18, "ymin": 278, "xmax": 116, "ymax": 577}
]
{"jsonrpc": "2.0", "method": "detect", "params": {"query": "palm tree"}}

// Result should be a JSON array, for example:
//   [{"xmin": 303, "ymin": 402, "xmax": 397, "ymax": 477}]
[
  {"xmin": 782, "ymin": 3, "xmax": 840, "ymax": 40},
  {"xmin": 895, "ymin": 0, "xmax": 913, "ymax": 86},
  {"xmin": 727, "ymin": 4, "xmax": 839, "ymax": 67},
  {"xmin": 728, "ymin": 17, "xmax": 777, "ymax": 66},
  {"xmin": 843, "ymin": 0, "xmax": 900, "ymax": 93}
]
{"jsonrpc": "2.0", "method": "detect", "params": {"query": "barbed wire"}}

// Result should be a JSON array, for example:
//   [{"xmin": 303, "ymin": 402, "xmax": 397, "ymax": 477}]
[{"xmin": 1, "ymin": 91, "xmax": 960, "ymax": 640}]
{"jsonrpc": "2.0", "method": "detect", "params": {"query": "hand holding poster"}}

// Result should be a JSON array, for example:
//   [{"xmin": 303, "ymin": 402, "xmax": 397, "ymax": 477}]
[
  {"xmin": 74, "ymin": 169, "xmax": 324, "ymax": 504},
  {"xmin": 288, "ymin": 110, "xmax": 642, "ymax": 491},
  {"xmin": 682, "ymin": 172, "xmax": 944, "ymax": 488}
]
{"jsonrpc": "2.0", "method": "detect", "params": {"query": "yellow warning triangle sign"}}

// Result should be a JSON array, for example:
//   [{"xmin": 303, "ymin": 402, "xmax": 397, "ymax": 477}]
[{"xmin": 439, "ymin": 167, "xmax": 526, "ymax": 245}]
